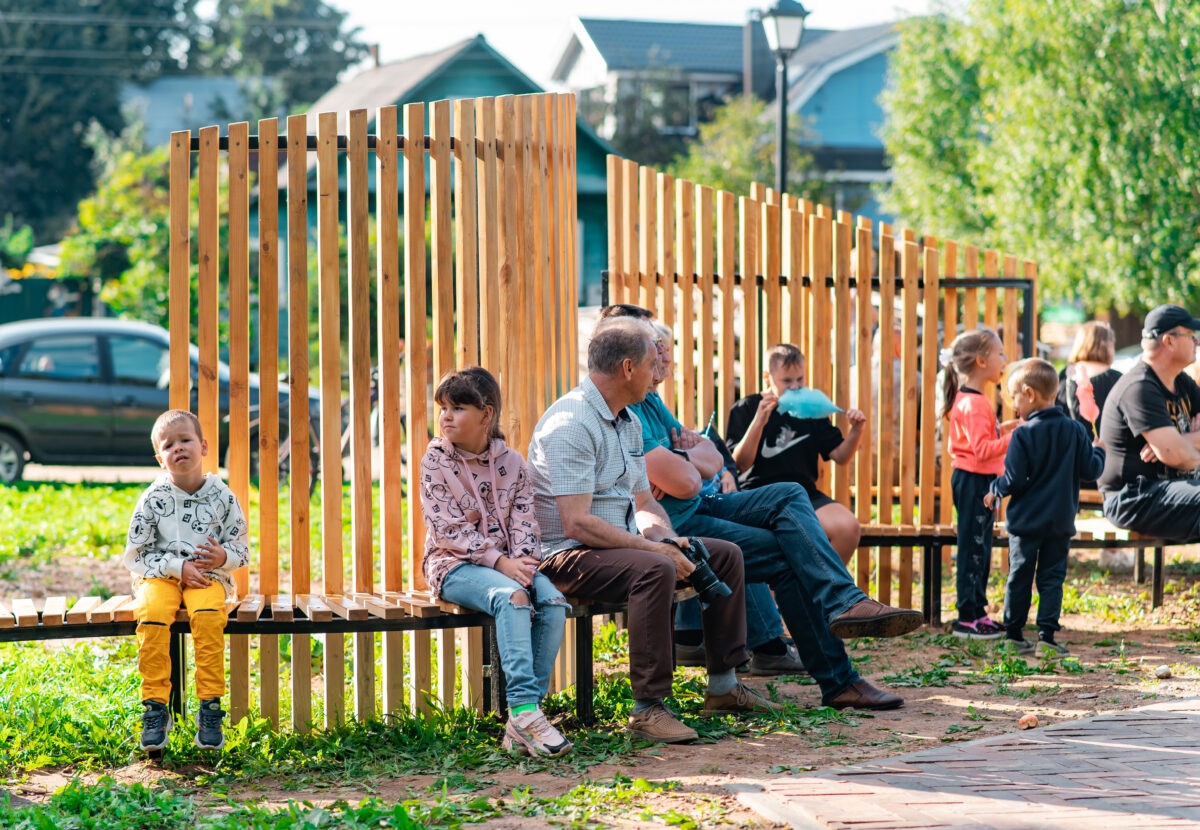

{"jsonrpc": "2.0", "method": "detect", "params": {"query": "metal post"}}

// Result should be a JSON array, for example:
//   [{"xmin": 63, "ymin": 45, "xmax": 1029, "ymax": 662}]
[
  {"xmin": 775, "ymin": 58, "xmax": 788, "ymax": 195},
  {"xmin": 169, "ymin": 631, "xmax": 186, "ymax": 719}
]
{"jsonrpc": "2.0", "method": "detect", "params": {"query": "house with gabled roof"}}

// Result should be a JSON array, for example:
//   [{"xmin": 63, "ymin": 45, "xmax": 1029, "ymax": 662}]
[
  {"xmin": 284, "ymin": 35, "xmax": 616, "ymax": 304},
  {"xmin": 551, "ymin": 16, "xmax": 898, "ymax": 222}
]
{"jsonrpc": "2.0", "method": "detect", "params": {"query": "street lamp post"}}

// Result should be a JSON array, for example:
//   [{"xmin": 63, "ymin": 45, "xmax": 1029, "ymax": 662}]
[{"xmin": 760, "ymin": 0, "xmax": 809, "ymax": 196}]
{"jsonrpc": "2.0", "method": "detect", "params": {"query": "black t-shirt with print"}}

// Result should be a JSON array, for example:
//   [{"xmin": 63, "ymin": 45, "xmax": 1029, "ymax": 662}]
[
  {"xmin": 725, "ymin": 393, "xmax": 843, "ymax": 497},
  {"xmin": 1098, "ymin": 360, "xmax": 1200, "ymax": 492}
]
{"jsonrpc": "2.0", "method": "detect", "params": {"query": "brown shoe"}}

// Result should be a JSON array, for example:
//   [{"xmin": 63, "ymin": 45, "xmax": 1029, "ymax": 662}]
[
  {"xmin": 703, "ymin": 681, "xmax": 784, "ymax": 716},
  {"xmin": 627, "ymin": 704, "xmax": 698, "ymax": 743},
  {"xmin": 829, "ymin": 599, "xmax": 923, "ymax": 639},
  {"xmin": 823, "ymin": 679, "xmax": 904, "ymax": 711}
]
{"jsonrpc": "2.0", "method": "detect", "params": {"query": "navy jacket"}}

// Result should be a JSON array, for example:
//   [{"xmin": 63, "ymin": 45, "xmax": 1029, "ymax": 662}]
[{"xmin": 989, "ymin": 406, "xmax": 1106, "ymax": 538}]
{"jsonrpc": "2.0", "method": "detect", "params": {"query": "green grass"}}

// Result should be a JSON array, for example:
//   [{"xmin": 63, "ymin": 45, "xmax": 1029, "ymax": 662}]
[
  {"xmin": 0, "ymin": 774, "xmax": 712, "ymax": 830},
  {"xmin": 0, "ymin": 482, "xmax": 144, "ymax": 571}
]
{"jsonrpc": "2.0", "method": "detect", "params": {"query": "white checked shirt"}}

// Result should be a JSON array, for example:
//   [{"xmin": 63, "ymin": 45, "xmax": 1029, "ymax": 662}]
[{"xmin": 527, "ymin": 376, "xmax": 651, "ymax": 556}]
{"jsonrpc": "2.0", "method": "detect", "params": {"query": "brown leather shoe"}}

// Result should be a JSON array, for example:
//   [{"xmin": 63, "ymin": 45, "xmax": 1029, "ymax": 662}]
[
  {"xmin": 627, "ymin": 704, "xmax": 698, "ymax": 743},
  {"xmin": 823, "ymin": 679, "xmax": 904, "ymax": 711},
  {"xmin": 829, "ymin": 599, "xmax": 923, "ymax": 639},
  {"xmin": 703, "ymin": 682, "xmax": 784, "ymax": 716}
]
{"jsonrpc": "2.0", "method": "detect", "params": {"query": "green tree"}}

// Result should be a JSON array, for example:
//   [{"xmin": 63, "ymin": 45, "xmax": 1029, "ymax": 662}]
[
  {"xmin": 192, "ymin": 0, "xmax": 369, "ymax": 112},
  {"xmin": 0, "ymin": 0, "xmax": 195, "ymax": 238},
  {"xmin": 882, "ymin": 0, "xmax": 1200, "ymax": 313},
  {"xmin": 58, "ymin": 124, "xmax": 234, "ymax": 328},
  {"xmin": 667, "ymin": 96, "xmax": 824, "ymax": 201}
]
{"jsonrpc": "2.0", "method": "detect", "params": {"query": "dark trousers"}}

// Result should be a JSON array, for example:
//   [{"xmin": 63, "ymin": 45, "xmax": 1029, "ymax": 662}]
[
  {"xmin": 952, "ymin": 468, "xmax": 996, "ymax": 622},
  {"xmin": 1104, "ymin": 476, "xmax": 1200, "ymax": 543},
  {"xmin": 1003, "ymin": 534, "xmax": 1070, "ymax": 637},
  {"xmin": 540, "ymin": 538, "xmax": 748, "ymax": 701}
]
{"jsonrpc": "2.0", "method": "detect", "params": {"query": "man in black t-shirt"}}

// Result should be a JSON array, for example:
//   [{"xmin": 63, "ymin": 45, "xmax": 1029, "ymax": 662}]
[
  {"xmin": 727, "ymin": 344, "xmax": 867, "ymax": 562},
  {"xmin": 1099, "ymin": 305, "xmax": 1200, "ymax": 542}
]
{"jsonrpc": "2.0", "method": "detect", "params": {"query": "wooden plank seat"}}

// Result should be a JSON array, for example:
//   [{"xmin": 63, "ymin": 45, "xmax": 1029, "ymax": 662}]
[
  {"xmin": 0, "ymin": 588, "xmax": 688, "ymax": 726},
  {"xmin": 858, "ymin": 519, "xmax": 1171, "ymax": 626}
]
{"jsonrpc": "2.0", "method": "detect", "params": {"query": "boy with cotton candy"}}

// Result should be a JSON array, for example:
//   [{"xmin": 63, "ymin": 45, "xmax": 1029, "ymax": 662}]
[{"xmin": 726, "ymin": 344, "xmax": 866, "ymax": 562}]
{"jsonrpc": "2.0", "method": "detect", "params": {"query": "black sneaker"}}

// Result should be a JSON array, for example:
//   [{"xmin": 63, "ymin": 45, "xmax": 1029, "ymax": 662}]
[
  {"xmin": 1005, "ymin": 636, "xmax": 1035, "ymax": 655},
  {"xmin": 195, "ymin": 697, "xmax": 226, "ymax": 750},
  {"xmin": 140, "ymin": 700, "xmax": 172, "ymax": 751},
  {"xmin": 1037, "ymin": 634, "xmax": 1069, "ymax": 657},
  {"xmin": 951, "ymin": 616, "xmax": 1005, "ymax": 640}
]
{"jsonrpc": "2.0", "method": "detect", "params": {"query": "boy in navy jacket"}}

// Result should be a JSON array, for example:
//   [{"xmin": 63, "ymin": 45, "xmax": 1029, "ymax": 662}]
[{"xmin": 984, "ymin": 359, "xmax": 1105, "ymax": 656}]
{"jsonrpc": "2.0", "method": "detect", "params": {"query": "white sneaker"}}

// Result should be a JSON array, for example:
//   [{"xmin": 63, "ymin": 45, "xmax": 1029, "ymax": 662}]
[{"xmin": 503, "ymin": 708, "xmax": 572, "ymax": 757}]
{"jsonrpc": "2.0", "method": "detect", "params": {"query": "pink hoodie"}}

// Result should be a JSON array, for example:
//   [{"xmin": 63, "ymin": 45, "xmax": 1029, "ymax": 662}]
[{"xmin": 420, "ymin": 435, "xmax": 542, "ymax": 597}]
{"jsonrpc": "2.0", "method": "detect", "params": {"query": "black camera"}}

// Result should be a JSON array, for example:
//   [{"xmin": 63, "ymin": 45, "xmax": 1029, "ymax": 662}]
[{"xmin": 672, "ymin": 537, "xmax": 732, "ymax": 610}]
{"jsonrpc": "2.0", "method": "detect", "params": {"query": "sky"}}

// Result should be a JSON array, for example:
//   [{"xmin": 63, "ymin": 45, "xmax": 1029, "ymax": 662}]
[{"xmin": 326, "ymin": 0, "xmax": 937, "ymax": 87}]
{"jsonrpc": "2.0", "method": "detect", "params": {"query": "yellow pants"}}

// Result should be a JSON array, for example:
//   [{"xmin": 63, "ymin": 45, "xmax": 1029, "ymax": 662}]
[{"xmin": 136, "ymin": 578, "xmax": 227, "ymax": 704}]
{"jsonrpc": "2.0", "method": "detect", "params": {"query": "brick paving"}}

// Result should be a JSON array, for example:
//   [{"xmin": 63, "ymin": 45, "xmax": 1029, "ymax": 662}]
[{"xmin": 733, "ymin": 698, "xmax": 1200, "ymax": 829}]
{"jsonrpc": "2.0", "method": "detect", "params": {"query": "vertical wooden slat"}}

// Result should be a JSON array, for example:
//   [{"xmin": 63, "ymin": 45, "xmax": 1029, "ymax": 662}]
[
  {"xmin": 403, "ymin": 102, "xmax": 432, "ymax": 713},
  {"xmin": 375, "ymin": 105, "xmax": 405, "ymax": 715},
  {"xmin": 286, "ymin": 112, "xmax": 313, "ymax": 732},
  {"xmin": 740, "ymin": 197, "xmax": 760, "ymax": 396},
  {"xmin": 316, "ymin": 111, "xmax": 345, "ymax": 730},
  {"xmin": 657, "ymin": 172, "xmax": 675, "ymax": 407},
  {"xmin": 677, "ymin": 180, "xmax": 696, "ymax": 425},
  {"xmin": 697, "ymin": 187, "xmax": 716, "ymax": 429},
  {"xmin": 607, "ymin": 156, "xmax": 625, "ymax": 304},
  {"xmin": 255, "ymin": 117, "xmax": 281, "ymax": 727},
  {"xmin": 876, "ymin": 226, "xmax": 896, "ymax": 604},
  {"xmin": 716, "ymin": 191, "xmax": 736, "ymax": 433},
  {"xmin": 517, "ymin": 96, "xmax": 538, "ymax": 448},
  {"xmin": 197, "ymin": 125, "xmax": 220, "ymax": 473},
  {"xmin": 831, "ymin": 216, "xmax": 852, "ymax": 513},
  {"xmin": 854, "ymin": 220, "xmax": 874, "ymax": 592},
  {"xmin": 497, "ymin": 96, "xmax": 520, "ymax": 449},
  {"xmin": 963, "ymin": 245, "xmax": 980, "ymax": 329},
  {"xmin": 168, "ymin": 130, "xmax": 191, "ymax": 410},
  {"xmin": 454, "ymin": 99, "xmax": 480, "ymax": 367},
  {"xmin": 565, "ymin": 94, "xmax": 580, "ymax": 387},
  {"xmin": 541, "ymin": 95, "xmax": 561, "ymax": 399},
  {"xmin": 762, "ymin": 202, "xmax": 782, "ymax": 351},
  {"xmin": 786, "ymin": 208, "xmax": 804, "ymax": 352},
  {"xmin": 430, "ymin": 99, "xmax": 457, "ymax": 710},
  {"xmin": 808, "ymin": 214, "xmax": 832, "ymax": 399},
  {"xmin": 639, "ymin": 166, "xmax": 658, "ymax": 314},
  {"xmin": 622, "ymin": 159, "xmax": 640, "ymax": 315},
  {"xmin": 347, "ymin": 108, "xmax": 375, "ymax": 722},
  {"xmin": 939, "ymin": 241, "xmax": 959, "ymax": 527},
  {"xmin": 476, "ymin": 98, "xmax": 501, "ymax": 372},
  {"xmin": 919, "ymin": 246, "xmax": 940, "ymax": 541},
  {"xmin": 898, "ymin": 239, "xmax": 920, "ymax": 610},
  {"xmin": 1002, "ymin": 253, "xmax": 1020, "ymax": 420},
  {"xmin": 226, "ymin": 120, "xmax": 251, "ymax": 723}
]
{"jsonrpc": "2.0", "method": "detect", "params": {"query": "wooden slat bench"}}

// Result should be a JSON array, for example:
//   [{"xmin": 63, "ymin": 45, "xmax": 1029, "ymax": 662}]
[{"xmin": 859, "ymin": 521, "xmax": 1170, "ymax": 627}]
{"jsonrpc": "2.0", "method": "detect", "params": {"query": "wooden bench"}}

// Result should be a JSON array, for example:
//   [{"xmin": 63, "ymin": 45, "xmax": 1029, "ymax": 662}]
[{"xmin": 858, "ymin": 520, "xmax": 1170, "ymax": 627}]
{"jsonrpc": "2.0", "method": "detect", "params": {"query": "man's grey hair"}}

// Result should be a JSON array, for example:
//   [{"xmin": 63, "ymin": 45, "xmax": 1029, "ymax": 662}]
[{"xmin": 589, "ymin": 317, "xmax": 653, "ymax": 374}]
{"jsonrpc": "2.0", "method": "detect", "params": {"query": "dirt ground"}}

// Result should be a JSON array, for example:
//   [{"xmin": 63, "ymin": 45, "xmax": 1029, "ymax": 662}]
[{"xmin": 9, "ymin": 550, "xmax": 1200, "ymax": 828}]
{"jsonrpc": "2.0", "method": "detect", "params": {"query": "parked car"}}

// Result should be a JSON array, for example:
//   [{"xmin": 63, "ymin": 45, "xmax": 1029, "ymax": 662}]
[{"xmin": 0, "ymin": 317, "xmax": 321, "ymax": 484}]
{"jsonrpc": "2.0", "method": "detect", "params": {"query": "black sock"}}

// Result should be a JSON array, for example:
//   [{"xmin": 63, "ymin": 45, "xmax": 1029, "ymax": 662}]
[
  {"xmin": 1039, "ymin": 631, "xmax": 1055, "ymax": 644},
  {"xmin": 752, "ymin": 637, "xmax": 788, "ymax": 656},
  {"xmin": 674, "ymin": 630, "xmax": 703, "ymax": 647},
  {"xmin": 1006, "ymin": 631, "xmax": 1025, "ymax": 642}
]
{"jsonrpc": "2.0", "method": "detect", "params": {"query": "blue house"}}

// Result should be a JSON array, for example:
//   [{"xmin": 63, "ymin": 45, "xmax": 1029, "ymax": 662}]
[
  {"xmin": 290, "ymin": 35, "xmax": 616, "ymax": 304},
  {"xmin": 120, "ymin": 76, "xmax": 277, "ymax": 148},
  {"xmin": 551, "ymin": 17, "xmax": 897, "ymax": 223}
]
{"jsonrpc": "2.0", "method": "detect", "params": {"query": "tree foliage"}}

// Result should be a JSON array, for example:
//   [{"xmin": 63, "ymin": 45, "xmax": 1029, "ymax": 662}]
[
  {"xmin": 191, "ymin": 0, "xmax": 369, "ymax": 114},
  {"xmin": 58, "ymin": 125, "xmax": 233, "ymax": 328},
  {"xmin": 882, "ymin": 0, "xmax": 1200, "ymax": 313},
  {"xmin": 667, "ymin": 96, "xmax": 824, "ymax": 201}
]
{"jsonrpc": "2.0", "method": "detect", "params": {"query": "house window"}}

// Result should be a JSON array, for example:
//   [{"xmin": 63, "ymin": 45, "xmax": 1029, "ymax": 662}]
[{"xmin": 657, "ymin": 82, "xmax": 694, "ymax": 135}]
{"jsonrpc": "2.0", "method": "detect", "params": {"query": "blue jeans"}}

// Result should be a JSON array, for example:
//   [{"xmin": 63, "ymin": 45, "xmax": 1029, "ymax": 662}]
[
  {"xmin": 677, "ymin": 483, "xmax": 865, "ymax": 698},
  {"xmin": 440, "ymin": 564, "xmax": 568, "ymax": 707},
  {"xmin": 1003, "ymin": 534, "xmax": 1070, "ymax": 637},
  {"xmin": 952, "ymin": 469, "xmax": 995, "ymax": 622},
  {"xmin": 675, "ymin": 582, "xmax": 784, "ymax": 650}
]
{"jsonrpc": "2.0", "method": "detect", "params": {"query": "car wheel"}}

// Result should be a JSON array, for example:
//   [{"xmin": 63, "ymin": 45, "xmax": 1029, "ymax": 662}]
[{"xmin": 0, "ymin": 432, "xmax": 27, "ymax": 484}]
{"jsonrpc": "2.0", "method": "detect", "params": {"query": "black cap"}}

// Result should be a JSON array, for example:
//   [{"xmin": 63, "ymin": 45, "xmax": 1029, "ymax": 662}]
[{"xmin": 1142, "ymin": 304, "xmax": 1200, "ymax": 338}]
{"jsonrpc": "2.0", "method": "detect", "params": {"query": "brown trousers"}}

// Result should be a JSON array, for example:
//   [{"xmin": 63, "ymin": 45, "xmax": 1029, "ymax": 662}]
[{"xmin": 540, "ymin": 538, "xmax": 748, "ymax": 700}]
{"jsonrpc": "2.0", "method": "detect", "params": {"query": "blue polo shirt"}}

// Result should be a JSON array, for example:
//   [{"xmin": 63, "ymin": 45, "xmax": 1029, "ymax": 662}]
[{"xmin": 629, "ymin": 392, "xmax": 703, "ymax": 527}]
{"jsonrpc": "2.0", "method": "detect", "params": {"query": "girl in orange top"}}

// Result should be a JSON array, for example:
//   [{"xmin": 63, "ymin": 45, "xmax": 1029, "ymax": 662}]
[{"xmin": 942, "ymin": 329, "xmax": 1020, "ymax": 639}]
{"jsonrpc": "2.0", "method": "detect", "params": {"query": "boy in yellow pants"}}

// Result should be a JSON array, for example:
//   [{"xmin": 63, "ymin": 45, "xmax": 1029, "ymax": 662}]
[{"xmin": 123, "ymin": 410, "xmax": 248, "ymax": 752}]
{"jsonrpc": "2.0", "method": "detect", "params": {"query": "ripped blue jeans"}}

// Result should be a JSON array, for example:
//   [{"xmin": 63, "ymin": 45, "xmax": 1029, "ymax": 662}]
[{"xmin": 439, "ymin": 563, "xmax": 567, "ymax": 707}]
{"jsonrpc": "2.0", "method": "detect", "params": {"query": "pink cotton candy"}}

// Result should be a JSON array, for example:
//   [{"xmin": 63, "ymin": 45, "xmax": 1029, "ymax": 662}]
[{"xmin": 1073, "ymin": 363, "xmax": 1100, "ymax": 424}]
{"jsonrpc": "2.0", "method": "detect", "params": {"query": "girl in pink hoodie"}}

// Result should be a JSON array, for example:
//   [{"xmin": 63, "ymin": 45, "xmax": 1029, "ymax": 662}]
[{"xmin": 421, "ymin": 367, "xmax": 571, "ymax": 757}]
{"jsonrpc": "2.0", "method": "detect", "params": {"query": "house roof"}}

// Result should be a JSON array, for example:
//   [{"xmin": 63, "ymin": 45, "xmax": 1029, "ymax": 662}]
[
  {"xmin": 568, "ymin": 17, "xmax": 833, "ymax": 76},
  {"xmin": 286, "ymin": 35, "xmax": 614, "ymax": 192},
  {"xmin": 787, "ymin": 22, "xmax": 897, "ymax": 111}
]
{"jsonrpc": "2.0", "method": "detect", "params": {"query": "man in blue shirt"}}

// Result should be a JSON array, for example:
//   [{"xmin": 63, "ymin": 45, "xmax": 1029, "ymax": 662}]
[{"xmin": 629, "ymin": 316, "xmax": 920, "ymax": 710}]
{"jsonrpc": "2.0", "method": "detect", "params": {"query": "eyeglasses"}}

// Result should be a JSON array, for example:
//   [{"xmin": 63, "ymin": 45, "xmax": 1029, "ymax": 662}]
[{"xmin": 1166, "ymin": 330, "xmax": 1200, "ymax": 346}]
